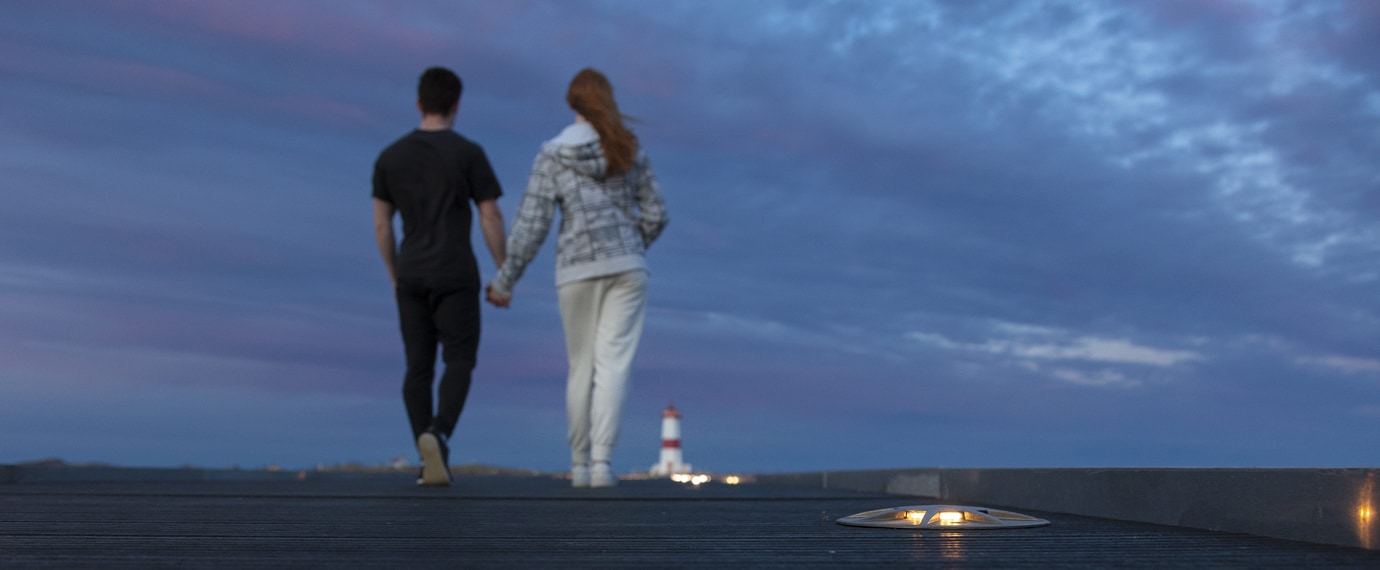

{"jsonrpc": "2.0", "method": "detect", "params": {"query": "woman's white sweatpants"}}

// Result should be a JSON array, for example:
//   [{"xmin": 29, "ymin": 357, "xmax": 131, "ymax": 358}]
[{"xmin": 558, "ymin": 269, "xmax": 648, "ymax": 465}]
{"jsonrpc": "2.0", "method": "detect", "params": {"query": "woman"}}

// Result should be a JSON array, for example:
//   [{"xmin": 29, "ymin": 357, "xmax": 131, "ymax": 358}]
[{"xmin": 487, "ymin": 68, "xmax": 668, "ymax": 488}]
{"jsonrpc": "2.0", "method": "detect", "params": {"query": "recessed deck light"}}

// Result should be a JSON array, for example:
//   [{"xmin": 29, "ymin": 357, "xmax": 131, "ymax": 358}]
[{"xmin": 837, "ymin": 505, "xmax": 1050, "ymax": 530}]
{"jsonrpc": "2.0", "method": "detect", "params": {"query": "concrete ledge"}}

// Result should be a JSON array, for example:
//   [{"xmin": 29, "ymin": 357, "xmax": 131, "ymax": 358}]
[{"xmin": 755, "ymin": 468, "xmax": 1379, "ymax": 550}]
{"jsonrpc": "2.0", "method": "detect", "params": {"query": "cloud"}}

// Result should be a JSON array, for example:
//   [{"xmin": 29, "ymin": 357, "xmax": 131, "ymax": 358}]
[
  {"xmin": 908, "ymin": 323, "xmax": 1202, "ymax": 367},
  {"xmin": 1302, "ymin": 355, "xmax": 1380, "ymax": 375},
  {"xmin": 1051, "ymin": 368, "xmax": 1142, "ymax": 388},
  {"xmin": 1014, "ymin": 338, "xmax": 1201, "ymax": 367}
]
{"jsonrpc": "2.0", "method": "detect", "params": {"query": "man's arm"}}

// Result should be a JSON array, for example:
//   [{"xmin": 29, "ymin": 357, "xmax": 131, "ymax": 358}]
[
  {"xmin": 477, "ymin": 199, "xmax": 506, "ymax": 270},
  {"xmin": 372, "ymin": 198, "xmax": 398, "ymax": 285},
  {"xmin": 478, "ymin": 198, "xmax": 511, "ymax": 308}
]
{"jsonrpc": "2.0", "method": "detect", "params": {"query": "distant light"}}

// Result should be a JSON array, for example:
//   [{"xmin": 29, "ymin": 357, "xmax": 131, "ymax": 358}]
[
  {"xmin": 837, "ymin": 505, "xmax": 1050, "ymax": 530},
  {"xmin": 724, "ymin": 475, "xmax": 741, "ymax": 485},
  {"xmin": 670, "ymin": 473, "xmax": 713, "ymax": 485}
]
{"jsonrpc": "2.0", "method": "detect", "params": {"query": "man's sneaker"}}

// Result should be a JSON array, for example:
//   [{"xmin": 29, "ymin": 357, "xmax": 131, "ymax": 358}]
[
  {"xmin": 571, "ymin": 464, "xmax": 590, "ymax": 488},
  {"xmin": 417, "ymin": 429, "xmax": 451, "ymax": 487},
  {"xmin": 590, "ymin": 462, "xmax": 617, "ymax": 488}
]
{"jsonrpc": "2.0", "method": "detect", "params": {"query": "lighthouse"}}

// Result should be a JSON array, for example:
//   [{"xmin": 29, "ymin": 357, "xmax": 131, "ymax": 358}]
[{"xmin": 649, "ymin": 402, "xmax": 691, "ymax": 476}]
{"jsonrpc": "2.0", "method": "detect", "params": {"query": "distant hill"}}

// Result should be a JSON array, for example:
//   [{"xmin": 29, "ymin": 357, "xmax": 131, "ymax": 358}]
[
  {"xmin": 8, "ymin": 458, "xmax": 552, "ymax": 477},
  {"xmin": 451, "ymin": 464, "xmax": 552, "ymax": 477},
  {"xmin": 16, "ymin": 458, "xmax": 116, "ymax": 469}
]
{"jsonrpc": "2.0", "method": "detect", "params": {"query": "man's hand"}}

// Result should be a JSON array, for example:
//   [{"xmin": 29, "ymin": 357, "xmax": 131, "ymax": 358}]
[{"xmin": 485, "ymin": 284, "xmax": 511, "ymax": 308}]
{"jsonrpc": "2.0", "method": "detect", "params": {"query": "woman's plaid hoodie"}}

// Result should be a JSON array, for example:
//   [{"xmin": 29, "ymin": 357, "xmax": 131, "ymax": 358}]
[{"xmin": 490, "ymin": 122, "xmax": 667, "ymax": 295}]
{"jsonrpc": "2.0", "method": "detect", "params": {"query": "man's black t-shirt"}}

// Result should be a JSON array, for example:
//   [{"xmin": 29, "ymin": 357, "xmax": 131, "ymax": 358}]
[{"xmin": 372, "ymin": 129, "xmax": 503, "ymax": 288}]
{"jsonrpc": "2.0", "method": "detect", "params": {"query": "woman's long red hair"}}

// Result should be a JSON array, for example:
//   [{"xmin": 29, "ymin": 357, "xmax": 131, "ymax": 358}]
[{"xmin": 566, "ymin": 68, "xmax": 637, "ymax": 176}]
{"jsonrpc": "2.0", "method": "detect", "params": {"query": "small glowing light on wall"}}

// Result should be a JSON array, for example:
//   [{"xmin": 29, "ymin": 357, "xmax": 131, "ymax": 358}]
[
  {"xmin": 1359, "ymin": 476, "xmax": 1375, "ymax": 550},
  {"xmin": 690, "ymin": 474, "xmax": 711, "ymax": 486},
  {"xmin": 724, "ymin": 475, "xmax": 741, "ymax": 485},
  {"xmin": 837, "ymin": 505, "xmax": 1050, "ymax": 530}
]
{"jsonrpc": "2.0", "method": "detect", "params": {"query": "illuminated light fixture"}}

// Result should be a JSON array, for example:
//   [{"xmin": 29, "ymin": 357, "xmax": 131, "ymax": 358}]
[
  {"xmin": 670, "ymin": 473, "xmax": 712, "ymax": 485},
  {"xmin": 837, "ymin": 505, "xmax": 1050, "ymax": 530},
  {"xmin": 724, "ymin": 475, "xmax": 741, "ymax": 485}
]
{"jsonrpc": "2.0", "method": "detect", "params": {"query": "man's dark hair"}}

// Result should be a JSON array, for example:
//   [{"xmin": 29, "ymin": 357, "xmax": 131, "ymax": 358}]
[{"xmin": 418, "ymin": 67, "xmax": 462, "ymax": 116}]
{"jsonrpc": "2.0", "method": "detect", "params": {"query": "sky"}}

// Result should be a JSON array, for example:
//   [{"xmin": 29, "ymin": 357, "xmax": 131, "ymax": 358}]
[{"xmin": 1, "ymin": 0, "xmax": 1378, "ymax": 474}]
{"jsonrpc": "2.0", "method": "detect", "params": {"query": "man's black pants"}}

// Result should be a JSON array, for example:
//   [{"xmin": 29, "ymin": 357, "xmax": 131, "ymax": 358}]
[{"xmin": 395, "ymin": 281, "xmax": 480, "ymax": 442}]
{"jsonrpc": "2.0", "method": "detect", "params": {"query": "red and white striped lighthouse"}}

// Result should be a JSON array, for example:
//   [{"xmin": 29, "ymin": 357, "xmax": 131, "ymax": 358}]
[{"xmin": 649, "ymin": 402, "xmax": 691, "ymax": 476}]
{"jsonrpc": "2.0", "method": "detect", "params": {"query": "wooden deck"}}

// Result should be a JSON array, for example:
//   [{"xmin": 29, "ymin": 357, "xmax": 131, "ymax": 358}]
[{"xmin": 4, "ymin": 471, "xmax": 1380, "ymax": 568}]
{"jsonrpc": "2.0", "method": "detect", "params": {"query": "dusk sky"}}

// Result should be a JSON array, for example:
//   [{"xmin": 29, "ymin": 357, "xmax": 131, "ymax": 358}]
[{"xmin": 3, "ymin": 0, "xmax": 1378, "ymax": 474}]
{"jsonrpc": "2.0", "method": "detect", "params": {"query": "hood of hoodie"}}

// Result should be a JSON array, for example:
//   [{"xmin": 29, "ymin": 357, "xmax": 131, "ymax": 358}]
[{"xmin": 544, "ymin": 122, "xmax": 608, "ymax": 180}]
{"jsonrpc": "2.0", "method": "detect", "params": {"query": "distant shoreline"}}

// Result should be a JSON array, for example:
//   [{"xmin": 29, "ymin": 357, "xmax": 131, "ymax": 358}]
[{"xmin": 5, "ymin": 458, "xmax": 552, "ymax": 477}]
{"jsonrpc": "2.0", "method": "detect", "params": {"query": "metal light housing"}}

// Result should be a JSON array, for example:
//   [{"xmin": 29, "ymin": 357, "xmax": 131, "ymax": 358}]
[{"xmin": 837, "ymin": 505, "xmax": 1050, "ymax": 529}]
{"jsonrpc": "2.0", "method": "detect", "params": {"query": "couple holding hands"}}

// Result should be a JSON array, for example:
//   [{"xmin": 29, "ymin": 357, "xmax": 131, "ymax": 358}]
[{"xmin": 372, "ymin": 67, "xmax": 668, "ymax": 487}]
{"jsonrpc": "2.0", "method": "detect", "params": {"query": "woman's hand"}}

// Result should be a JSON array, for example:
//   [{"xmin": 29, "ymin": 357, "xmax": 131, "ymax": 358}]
[{"xmin": 485, "ymin": 284, "xmax": 511, "ymax": 308}]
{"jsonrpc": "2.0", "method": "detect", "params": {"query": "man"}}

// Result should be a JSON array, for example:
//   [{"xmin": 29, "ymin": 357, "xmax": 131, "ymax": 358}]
[{"xmin": 372, "ymin": 67, "xmax": 506, "ymax": 487}]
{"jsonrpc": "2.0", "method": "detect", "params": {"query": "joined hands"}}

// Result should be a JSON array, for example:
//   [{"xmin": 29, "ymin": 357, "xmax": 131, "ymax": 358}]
[{"xmin": 485, "ymin": 284, "xmax": 511, "ymax": 308}]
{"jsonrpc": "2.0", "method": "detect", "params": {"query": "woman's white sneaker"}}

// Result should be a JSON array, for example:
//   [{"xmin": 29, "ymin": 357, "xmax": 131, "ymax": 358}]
[
  {"xmin": 571, "ymin": 464, "xmax": 591, "ymax": 488},
  {"xmin": 590, "ymin": 462, "xmax": 617, "ymax": 488}
]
